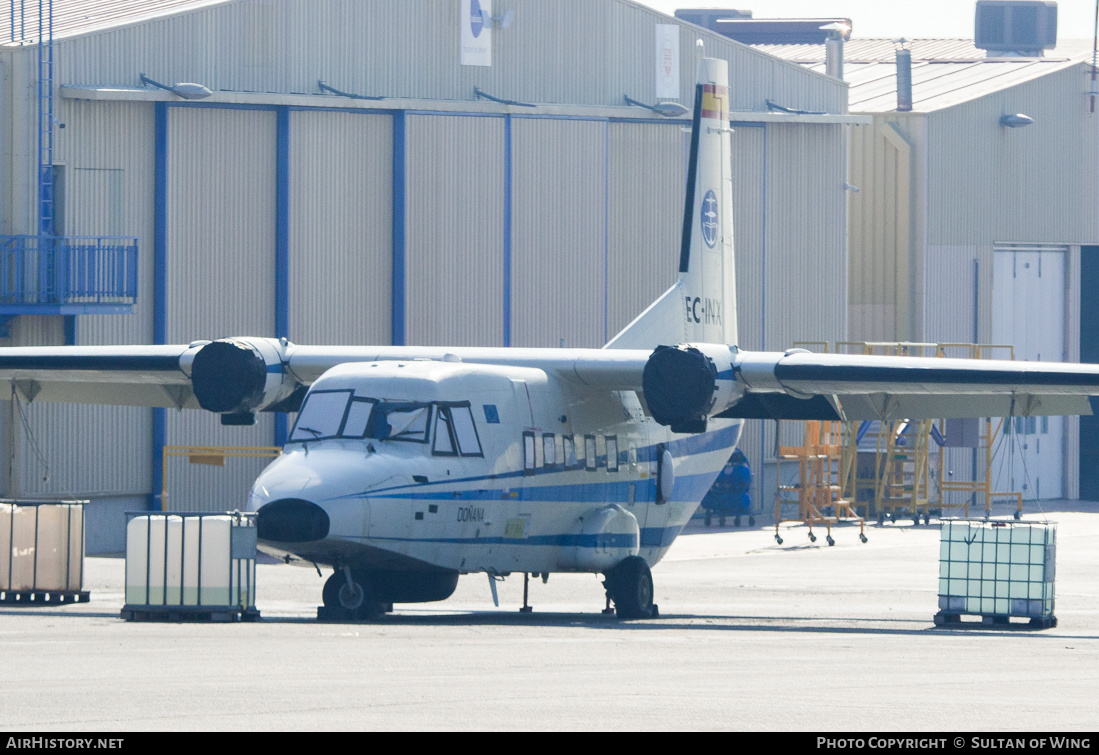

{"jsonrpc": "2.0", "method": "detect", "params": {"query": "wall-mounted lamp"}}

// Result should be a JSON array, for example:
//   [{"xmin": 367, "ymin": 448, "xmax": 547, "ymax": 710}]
[
  {"xmin": 140, "ymin": 73, "xmax": 212, "ymax": 100},
  {"xmin": 624, "ymin": 96, "xmax": 689, "ymax": 119},
  {"xmin": 1000, "ymin": 113, "xmax": 1034, "ymax": 128}
]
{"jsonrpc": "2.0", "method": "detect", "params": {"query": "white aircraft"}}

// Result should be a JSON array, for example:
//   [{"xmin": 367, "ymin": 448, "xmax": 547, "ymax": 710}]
[{"xmin": 4, "ymin": 58, "xmax": 1099, "ymax": 620}]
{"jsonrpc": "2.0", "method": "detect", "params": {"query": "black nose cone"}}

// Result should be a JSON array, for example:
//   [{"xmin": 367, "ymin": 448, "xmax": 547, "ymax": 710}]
[{"xmin": 257, "ymin": 499, "xmax": 330, "ymax": 542}]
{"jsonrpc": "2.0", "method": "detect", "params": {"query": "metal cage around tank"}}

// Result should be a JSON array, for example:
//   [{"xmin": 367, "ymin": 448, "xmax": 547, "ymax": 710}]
[
  {"xmin": 122, "ymin": 510, "xmax": 260, "ymax": 622},
  {"xmin": 0, "ymin": 498, "xmax": 90, "ymax": 604}
]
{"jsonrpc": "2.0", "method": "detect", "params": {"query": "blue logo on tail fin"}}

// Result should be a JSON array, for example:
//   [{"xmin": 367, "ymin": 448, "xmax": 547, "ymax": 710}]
[{"xmin": 701, "ymin": 190, "xmax": 718, "ymax": 249}]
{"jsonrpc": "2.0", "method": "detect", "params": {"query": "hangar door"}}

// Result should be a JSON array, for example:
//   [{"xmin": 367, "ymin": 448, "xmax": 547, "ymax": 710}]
[{"xmin": 992, "ymin": 245, "xmax": 1066, "ymax": 500}]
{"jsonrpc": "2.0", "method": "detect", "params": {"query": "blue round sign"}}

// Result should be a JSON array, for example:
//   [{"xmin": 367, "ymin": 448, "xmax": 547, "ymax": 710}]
[
  {"xmin": 470, "ymin": 0, "xmax": 485, "ymax": 38},
  {"xmin": 701, "ymin": 189, "xmax": 719, "ymax": 248}
]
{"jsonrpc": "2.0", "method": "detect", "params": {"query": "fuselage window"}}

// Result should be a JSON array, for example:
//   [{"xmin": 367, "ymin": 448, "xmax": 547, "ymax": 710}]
[
  {"xmin": 543, "ymin": 434, "xmax": 556, "ymax": 470},
  {"xmin": 585, "ymin": 435, "xmax": 597, "ymax": 471},
  {"xmin": 523, "ymin": 432, "xmax": 536, "ymax": 476},
  {"xmin": 563, "ymin": 435, "xmax": 577, "ymax": 469},
  {"xmin": 606, "ymin": 436, "xmax": 619, "ymax": 472},
  {"xmin": 289, "ymin": 390, "xmax": 352, "ymax": 442},
  {"xmin": 450, "ymin": 405, "xmax": 484, "ymax": 457}
]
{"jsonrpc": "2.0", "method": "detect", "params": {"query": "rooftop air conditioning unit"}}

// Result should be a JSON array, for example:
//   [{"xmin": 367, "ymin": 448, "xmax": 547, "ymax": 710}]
[{"xmin": 975, "ymin": 0, "xmax": 1057, "ymax": 56}]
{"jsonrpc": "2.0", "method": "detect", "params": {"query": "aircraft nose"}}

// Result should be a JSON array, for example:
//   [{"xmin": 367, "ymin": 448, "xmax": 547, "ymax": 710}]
[{"xmin": 256, "ymin": 498, "xmax": 330, "ymax": 543}]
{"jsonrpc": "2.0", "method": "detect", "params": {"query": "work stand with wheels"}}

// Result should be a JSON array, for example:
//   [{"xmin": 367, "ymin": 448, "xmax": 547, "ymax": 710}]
[{"xmin": 774, "ymin": 421, "xmax": 867, "ymax": 546}]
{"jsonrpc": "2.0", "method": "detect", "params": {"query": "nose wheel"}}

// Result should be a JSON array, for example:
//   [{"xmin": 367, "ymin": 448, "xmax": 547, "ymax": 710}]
[{"xmin": 321, "ymin": 567, "xmax": 386, "ymax": 621}]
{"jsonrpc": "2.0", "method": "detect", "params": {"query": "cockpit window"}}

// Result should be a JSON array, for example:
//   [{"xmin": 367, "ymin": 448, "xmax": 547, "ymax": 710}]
[
  {"xmin": 289, "ymin": 391, "xmax": 353, "ymax": 441},
  {"xmin": 433, "ymin": 410, "xmax": 457, "ymax": 455},
  {"xmin": 341, "ymin": 399, "xmax": 375, "ymax": 439},
  {"xmin": 432, "ymin": 403, "xmax": 484, "ymax": 457},
  {"xmin": 371, "ymin": 403, "xmax": 431, "ymax": 443},
  {"xmin": 290, "ymin": 392, "xmax": 432, "ymax": 444},
  {"xmin": 449, "ymin": 405, "xmax": 483, "ymax": 457}
]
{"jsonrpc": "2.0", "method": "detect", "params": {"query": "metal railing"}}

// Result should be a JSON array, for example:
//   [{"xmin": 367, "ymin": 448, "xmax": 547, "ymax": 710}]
[{"xmin": 0, "ymin": 235, "xmax": 138, "ymax": 306}]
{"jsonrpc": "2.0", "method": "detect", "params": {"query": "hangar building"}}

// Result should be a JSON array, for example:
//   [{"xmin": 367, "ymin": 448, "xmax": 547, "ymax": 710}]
[
  {"xmin": 745, "ymin": 22, "xmax": 1099, "ymax": 502},
  {"xmin": 0, "ymin": 0, "xmax": 857, "ymax": 551}
]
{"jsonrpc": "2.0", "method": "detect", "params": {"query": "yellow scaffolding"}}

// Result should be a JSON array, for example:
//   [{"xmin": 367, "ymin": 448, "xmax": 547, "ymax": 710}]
[
  {"xmin": 774, "ymin": 420, "xmax": 866, "ymax": 545},
  {"xmin": 160, "ymin": 446, "xmax": 282, "ymax": 511},
  {"xmin": 813, "ymin": 341, "xmax": 1024, "ymax": 523}
]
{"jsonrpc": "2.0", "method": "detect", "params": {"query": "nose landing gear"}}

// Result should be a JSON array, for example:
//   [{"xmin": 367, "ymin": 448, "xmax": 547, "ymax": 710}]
[{"xmin": 319, "ymin": 566, "xmax": 388, "ymax": 621}]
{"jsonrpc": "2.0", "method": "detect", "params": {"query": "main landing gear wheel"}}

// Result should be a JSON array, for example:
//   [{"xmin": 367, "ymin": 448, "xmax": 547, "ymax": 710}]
[
  {"xmin": 324, "ymin": 568, "xmax": 385, "ymax": 620},
  {"xmin": 604, "ymin": 556, "xmax": 656, "ymax": 620}
]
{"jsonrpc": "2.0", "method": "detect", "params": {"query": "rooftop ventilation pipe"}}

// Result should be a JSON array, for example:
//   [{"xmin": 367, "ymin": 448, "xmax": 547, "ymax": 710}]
[
  {"xmin": 896, "ymin": 44, "xmax": 913, "ymax": 112},
  {"xmin": 821, "ymin": 22, "xmax": 851, "ymax": 80}
]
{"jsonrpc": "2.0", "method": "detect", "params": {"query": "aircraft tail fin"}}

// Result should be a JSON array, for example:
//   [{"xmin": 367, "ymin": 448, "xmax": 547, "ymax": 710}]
[{"xmin": 606, "ymin": 57, "xmax": 737, "ymax": 351}]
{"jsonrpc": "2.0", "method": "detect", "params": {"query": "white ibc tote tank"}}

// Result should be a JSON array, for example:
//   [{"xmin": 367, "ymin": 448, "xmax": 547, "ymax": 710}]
[
  {"xmin": 125, "ymin": 513, "xmax": 256, "ymax": 610},
  {"xmin": 0, "ymin": 502, "xmax": 85, "ymax": 594}
]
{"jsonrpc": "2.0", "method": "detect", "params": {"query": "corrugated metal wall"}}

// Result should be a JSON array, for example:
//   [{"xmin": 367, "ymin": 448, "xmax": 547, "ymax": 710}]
[
  {"xmin": 8, "ymin": 99, "xmax": 156, "ymax": 498},
  {"xmin": 163, "ymin": 106, "xmax": 277, "ymax": 511},
  {"xmin": 289, "ymin": 110, "xmax": 392, "ymax": 346},
  {"xmin": 511, "ymin": 117, "xmax": 608, "ymax": 349},
  {"xmin": 733, "ymin": 123, "xmax": 849, "ymax": 505},
  {"xmin": 606, "ymin": 121, "xmax": 687, "ymax": 340},
  {"xmin": 0, "ymin": 49, "xmax": 12, "ymax": 233},
  {"xmin": 406, "ymin": 114, "xmax": 506, "ymax": 347},
  {"xmin": 847, "ymin": 117, "xmax": 913, "ymax": 342},
  {"xmin": 46, "ymin": 0, "xmax": 844, "ymax": 115}
]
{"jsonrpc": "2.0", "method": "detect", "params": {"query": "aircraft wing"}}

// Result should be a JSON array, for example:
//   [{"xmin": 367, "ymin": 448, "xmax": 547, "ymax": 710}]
[
  {"xmin": 0, "ymin": 338, "xmax": 654, "ymax": 416},
  {"xmin": 725, "ymin": 350, "xmax": 1099, "ymax": 422},
  {"xmin": 3, "ymin": 338, "xmax": 1099, "ymax": 428},
  {"xmin": 0, "ymin": 344, "xmax": 197, "ymax": 408}
]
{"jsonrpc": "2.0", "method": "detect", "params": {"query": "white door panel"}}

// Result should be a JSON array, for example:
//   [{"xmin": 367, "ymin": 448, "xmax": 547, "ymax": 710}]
[{"xmin": 992, "ymin": 247, "xmax": 1064, "ymax": 500}]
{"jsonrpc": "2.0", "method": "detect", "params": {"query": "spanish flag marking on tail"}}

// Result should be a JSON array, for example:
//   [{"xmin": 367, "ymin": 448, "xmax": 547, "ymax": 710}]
[{"xmin": 701, "ymin": 84, "xmax": 729, "ymax": 122}]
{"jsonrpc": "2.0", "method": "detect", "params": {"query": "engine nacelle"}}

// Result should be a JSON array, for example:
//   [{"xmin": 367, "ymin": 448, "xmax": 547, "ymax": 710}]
[
  {"xmin": 642, "ymin": 344, "xmax": 738, "ymax": 433},
  {"xmin": 185, "ymin": 337, "xmax": 299, "ymax": 417}
]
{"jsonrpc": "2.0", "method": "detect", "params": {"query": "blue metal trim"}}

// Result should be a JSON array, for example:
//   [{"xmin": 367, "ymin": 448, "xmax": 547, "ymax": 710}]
[
  {"xmin": 275, "ymin": 107, "xmax": 290, "ymax": 341},
  {"xmin": 152, "ymin": 101, "xmax": 169, "ymax": 512},
  {"xmin": 154, "ymin": 103, "xmax": 168, "ymax": 346},
  {"xmin": 274, "ymin": 107, "xmax": 291, "ymax": 448},
  {"xmin": 0, "ymin": 304, "xmax": 134, "ymax": 315},
  {"xmin": 391, "ymin": 110, "xmax": 406, "ymax": 346},
  {"xmin": 758, "ymin": 123, "xmax": 769, "ymax": 516},
  {"xmin": 503, "ymin": 115, "xmax": 512, "ymax": 348},
  {"xmin": 604, "ymin": 120, "xmax": 610, "ymax": 343},
  {"xmin": 63, "ymin": 315, "xmax": 75, "ymax": 345}
]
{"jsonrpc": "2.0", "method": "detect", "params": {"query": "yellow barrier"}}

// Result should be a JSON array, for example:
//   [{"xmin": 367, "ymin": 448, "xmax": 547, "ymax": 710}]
[{"xmin": 160, "ymin": 446, "xmax": 282, "ymax": 511}]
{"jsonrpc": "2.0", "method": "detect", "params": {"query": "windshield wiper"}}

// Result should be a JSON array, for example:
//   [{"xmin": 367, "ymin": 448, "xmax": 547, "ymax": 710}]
[{"xmin": 297, "ymin": 426, "xmax": 323, "ymax": 438}]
